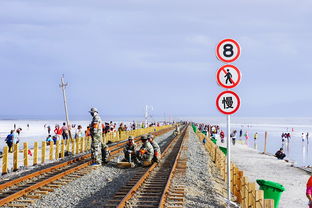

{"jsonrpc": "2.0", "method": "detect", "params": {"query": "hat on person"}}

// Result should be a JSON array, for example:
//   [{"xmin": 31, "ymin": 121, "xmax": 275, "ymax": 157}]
[
  {"xmin": 147, "ymin": 134, "xmax": 153, "ymax": 140},
  {"xmin": 89, "ymin": 107, "xmax": 98, "ymax": 113},
  {"xmin": 128, "ymin": 136, "xmax": 134, "ymax": 141},
  {"xmin": 141, "ymin": 135, "xmax": 147, "ymax": 141}
]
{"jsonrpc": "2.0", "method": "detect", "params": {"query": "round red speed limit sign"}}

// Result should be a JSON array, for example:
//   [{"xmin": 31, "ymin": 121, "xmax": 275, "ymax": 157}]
[
  {"xmin": 216, "ymin": 39, "xmax": 241, "ymax": 63},
  {"xmin": 216, "ymin": 91, "xmax": 240, "ymax": 115},
  {"xmin": 216, "ymin": 65, "xmax": 241, "ymax": 89}
]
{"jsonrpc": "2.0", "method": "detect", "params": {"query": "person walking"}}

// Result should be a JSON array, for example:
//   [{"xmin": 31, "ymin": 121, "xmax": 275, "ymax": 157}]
[
  {"xmin": 89, "ymin": 107, "xmax": 108, "ymax": 166},
  {"xmin": 5, "ymin": 130, "xmax": 14, "ymax": 153},
  {"xmin": 244, "ymin": 131, "xmax": 249, "ymax": 144}
]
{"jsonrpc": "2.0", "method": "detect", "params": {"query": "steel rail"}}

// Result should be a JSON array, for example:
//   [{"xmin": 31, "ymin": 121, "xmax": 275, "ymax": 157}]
[
  {"xmin": 0, "ymin": 126, "xmax": 174, "ymax": 207},
  {"xmin": 112, "ymin": 125, "xmax": 188, "ymax": 208}
]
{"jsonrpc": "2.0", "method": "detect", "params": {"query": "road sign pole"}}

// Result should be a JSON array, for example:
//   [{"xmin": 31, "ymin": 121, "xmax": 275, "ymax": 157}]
[{"xmin": 227, "ymin": 114, "xmax": 231, "ymax": 207}]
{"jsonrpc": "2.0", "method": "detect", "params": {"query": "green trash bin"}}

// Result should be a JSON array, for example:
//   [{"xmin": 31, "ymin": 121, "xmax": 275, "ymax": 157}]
[
  {"xmin": 219, "ymin": 146, "xmax": 227, "ymax": 155},
  {"xmin": 256, "ymin": 179, "xmax": 285, "ymax": 208},
  {"xmin": 211, "ymin": 138, "xmax": 217, "ymax": 144}
]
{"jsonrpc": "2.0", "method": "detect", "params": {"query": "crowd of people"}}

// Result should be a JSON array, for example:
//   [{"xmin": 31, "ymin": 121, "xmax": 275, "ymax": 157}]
[{"xmin": 4, "ymin": 128, "xmax": 22, "ymax": 152}]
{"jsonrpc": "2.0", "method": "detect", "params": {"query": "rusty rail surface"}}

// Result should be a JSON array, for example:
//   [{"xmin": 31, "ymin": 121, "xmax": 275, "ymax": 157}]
[
  {"xmin": 104, "ymin": 125, "xmax": 188, "ymax": 208},
  {"xmin": 0, "ymin": 126, "xmax": 174, "ymax": 207}
]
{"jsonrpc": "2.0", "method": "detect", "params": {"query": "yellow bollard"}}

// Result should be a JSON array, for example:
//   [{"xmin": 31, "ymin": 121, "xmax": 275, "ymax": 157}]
[
  {"xmin": 81, "ymin": 137, "xmax": 85, "ymax": 153},
  {"xmin": 2, "ymin": 146, "xmax": 8, "ymax": 174},
  {"xmin": 61, "ymin": 140, "xmax": 65, "ymax": 158},
  {"xmin": 49, "ymin": 141, "xmax": 54, "ymax": 161},
  {"xmin": 71, "ymin": 139, "xmax": 75, "ymax": 155},
  {"xmin": 33, "ymin": 142, "xmax": 38, "ymax": 166},
  {"xmin": 13, "ymin": 144, "xmax": 18, "ymax": 171},
  {"xmin": 23, "ymin": 142, "xmax": 28, "ymax": 167},
  {"xmin": 76, "ymin": 139, "xmax": 79, "ymax": 154},
  {"xmin": 55, "ymin": 140, "xmax": 60, "ymax": 159},
  {"xmin": 66, "ymin": 139, "xmax": 70, "ymax": 153},
  {"xmin": 42, "ymin": 141, "xmax": 46, "ymax": 164}
]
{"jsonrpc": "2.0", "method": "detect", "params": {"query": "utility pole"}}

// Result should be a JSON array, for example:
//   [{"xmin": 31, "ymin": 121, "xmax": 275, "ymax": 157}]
[
  {"xmin": 144, "ymin": 105, "xmax": 153, "ymax": 128},
  {"xmin": 145, "ymin": 105, "xmax": 148, "ymax": 128},
  {"xmin": 59, "ymin": 74, "xmax": 72, "ymax": 139}
]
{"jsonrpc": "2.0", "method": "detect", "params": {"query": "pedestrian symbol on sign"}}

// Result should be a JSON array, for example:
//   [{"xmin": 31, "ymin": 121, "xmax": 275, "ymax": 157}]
[
  {"xmin": 222, "ymin": 97, "xmax": 234, "ymax": 109},
  {"xmin": 216, "ymin": 65, "xmax": 241, "ymax": 89},
  {"xmin": 224, "ymin": 69, "xmax": 233, "ymax": 84}
]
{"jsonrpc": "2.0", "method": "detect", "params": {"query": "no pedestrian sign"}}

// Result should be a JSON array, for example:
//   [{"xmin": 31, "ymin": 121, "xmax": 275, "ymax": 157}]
[
  {"xmin": 216, "ymin": 65, "xmax": 241, "ymax": 89},
  {"xmin": 216, "ymin": 39, "xmax": 241, "ymax": 63},
  {"xmin": 216, "ymin": 91, "xmax": 240, "ymax": 115}
]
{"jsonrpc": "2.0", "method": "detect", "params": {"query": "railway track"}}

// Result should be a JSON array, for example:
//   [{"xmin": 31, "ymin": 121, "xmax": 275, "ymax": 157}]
[
  {"xmin": 104, "ymin": 125, "xmax": 189, "ymax": 208},
  {"xmin": 0, "ymin": 126, "xmax": 175, "ymax": 208}
]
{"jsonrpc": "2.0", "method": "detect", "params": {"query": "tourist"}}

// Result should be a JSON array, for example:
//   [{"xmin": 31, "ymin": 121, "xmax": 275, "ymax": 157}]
[
  {"xmin": 46, "ymin": 135, "xmax": 53, "ymax": 144},
  {"xmin": 275, "ymin": 148, "xmax": 286, "ymax": 160},
  {"xmin": 74, "ymin": 125, "xmax": 83, "ymax": 139},
  {"xmin": 220, "ymin": 130, "xmax": 225, "ymax": 143},
  {"xmin": 61, "ymin": 122, "xmax": 69, "ymax": 140},
  {"xmin": 47, "ymin": 125, "xmax": 51, "ymax": 134},
  {"xmin": 54, "ymin": 125, "xmax": 62, "ymax": 140},
  {"xmin": 244, "ymin": 131, "xmax": 249, "ymax": 142},
  {"xmin": 302, "ymin": 133, "xmax": 305, "ymax": 142},
  {"xmin": 14, "ymin": 128, "xmax": 22, "ymax": 144},
  {"xmin": 231, "ymin": 130, "xmax": 237, "ymax": 145},
  {"xmin": 254, "ymin": 132, "xmax": 258, "ymax": 141},
  {"xmin": 5, "ymin": 130, "xmax": 14, "ymax": 152}
]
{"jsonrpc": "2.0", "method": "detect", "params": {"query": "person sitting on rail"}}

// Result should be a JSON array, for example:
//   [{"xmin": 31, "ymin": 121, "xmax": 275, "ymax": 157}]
[
  {"xmin": 147, "ymin": 134, "xmax": 161, "ymax": 163},
  {"xmin": 173, "ymin": 125, "xmax": 180, "ymax": 136},
  {"xmin": 122, "ymin": 136, "xmax": 138, "ymax": 163},
  {"xmin": 136, "ymin": 135, "xmax": 154, "ymax": 166}
]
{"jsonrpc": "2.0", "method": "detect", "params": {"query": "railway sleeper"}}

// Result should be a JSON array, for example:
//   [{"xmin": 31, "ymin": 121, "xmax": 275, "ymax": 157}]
[{"xmin": 7, "ymin": 203, "xmax": 29, "ymax": 207}]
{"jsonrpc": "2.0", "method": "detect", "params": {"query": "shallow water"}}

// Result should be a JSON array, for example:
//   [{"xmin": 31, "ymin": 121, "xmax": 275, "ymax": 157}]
[{"xmin": 187, "ymin": 117, "xmax": 312, "ymax": 167}]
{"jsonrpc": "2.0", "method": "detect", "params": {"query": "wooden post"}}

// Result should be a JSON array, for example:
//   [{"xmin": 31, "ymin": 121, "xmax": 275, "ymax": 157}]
[
  {"xmin": 42, "ymin": 141, "xmax": 46, "ymax": 164},
  {"xmin": 2, "ymin": 146, "xmax": 8, "ymax": 174},
  {"xmin": 13, "ymin": 144, "xmax": 18, "ymax": 171},
  {"xmin": 61, "ymin": 140, "xmax": 65, "ymax": 158},
  {"xmin": 264, "ymin": 131, "xmax": 268, "ymax": 153},
  {"xmin": 264, "ymin": 199, "xmax": 274, "ymax": 208},
  {"xmin": 237, "ymin": 171, "xmax": 244, "ymax": 203},
  {"xmin": 255, "ymin": 190, "xmax": 264, "ymax": 208},
  {"xmin": 248, "ymin": 182, "xmax": 256, "ymax": 208},
  {"xmin": 55, "ymin": 140, "xmax": 60, "ymax": 159},
  {"xmin": 33, "ymin": 142, "xmax": 38, "ymax": 166},
  {"xmin": 49, "ymin": 141, "xmax": 54, "ymax": 161}
]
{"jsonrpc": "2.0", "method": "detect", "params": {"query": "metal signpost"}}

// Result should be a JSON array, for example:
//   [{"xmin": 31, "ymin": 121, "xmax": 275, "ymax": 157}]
[{"xmin": 215, "ymin": 39, "xmax": 241, "ymax": 207}]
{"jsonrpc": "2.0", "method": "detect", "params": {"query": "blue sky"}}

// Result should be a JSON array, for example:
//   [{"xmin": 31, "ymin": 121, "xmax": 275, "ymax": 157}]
[{"xmin": 0, "ymin": 0, "xmax": 311, "ymax": 119}]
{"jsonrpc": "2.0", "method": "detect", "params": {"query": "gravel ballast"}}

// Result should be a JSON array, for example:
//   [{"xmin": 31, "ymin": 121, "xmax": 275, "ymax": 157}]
[
  {"xmin": 185, "ymin": 128, "xmax": 226, "ymax": 208},
  {"xmin": 28, "ymin": 130, "xmax": 175, "ymax": 208}
]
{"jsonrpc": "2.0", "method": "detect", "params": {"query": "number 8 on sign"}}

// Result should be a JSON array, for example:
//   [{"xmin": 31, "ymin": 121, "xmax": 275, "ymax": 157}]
[{"xmin": 216, "ymin": 39, "xmax": 241, "ymax": 63}]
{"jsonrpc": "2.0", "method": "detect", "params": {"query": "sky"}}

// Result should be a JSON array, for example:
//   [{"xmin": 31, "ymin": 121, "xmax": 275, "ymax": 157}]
[{"xmin": 0, "ymin": 0, "xmax": 311, "ymax": 120}]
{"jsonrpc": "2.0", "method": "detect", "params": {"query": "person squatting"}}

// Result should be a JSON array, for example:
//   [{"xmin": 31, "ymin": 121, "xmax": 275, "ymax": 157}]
[{"xmin": 122, "ymin": 134, "xmax": 161, "ymax": 167}]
